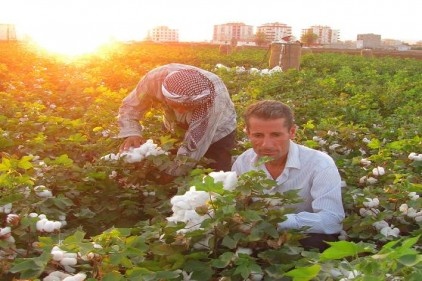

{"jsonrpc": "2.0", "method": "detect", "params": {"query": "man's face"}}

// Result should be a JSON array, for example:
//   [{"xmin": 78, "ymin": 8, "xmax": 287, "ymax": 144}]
[{"xmin": 246, "ymin": 117, "xmax": 296, "ymax": 163}]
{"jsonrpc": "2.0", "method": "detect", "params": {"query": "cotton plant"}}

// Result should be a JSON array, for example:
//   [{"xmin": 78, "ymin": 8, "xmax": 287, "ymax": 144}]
[{"xmin": 101, "ymin": 139, "xmax": 167, "ymax": 163}]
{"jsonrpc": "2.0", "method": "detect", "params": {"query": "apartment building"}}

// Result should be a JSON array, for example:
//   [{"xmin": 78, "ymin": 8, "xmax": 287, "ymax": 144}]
[
  {"xmin": 212, "ymin": 22, "xmax": 255, "ymax": 46},
  {"xmin": 148, "ymin": 26, "xmax": 179, "ymax": 42},
  {"xmin": 302, "ymin": 25, "xmax": 339, "ymax": 45},
  {"xmin": 256, "ymin": 22, "xmax": 292, "ymax": 42}
]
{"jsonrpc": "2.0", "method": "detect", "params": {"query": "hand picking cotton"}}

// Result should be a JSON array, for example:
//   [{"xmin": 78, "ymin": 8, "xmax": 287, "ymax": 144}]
[{"xmin": 101, "ymin": 139, "xmax": 167, "ymax": 163}]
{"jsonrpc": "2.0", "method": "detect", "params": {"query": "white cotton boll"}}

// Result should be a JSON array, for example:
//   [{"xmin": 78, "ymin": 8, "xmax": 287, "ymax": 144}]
[
  {"xmin": 43, "ymin": 276, "xmax": 61, "ymax": 281},
  {"xmin": 359, "ymin": 176, "xmax": 367, "ymax": 184},
  {"xmin": 363, "ymin": 198, "xmax": 379, "ymax": 208},
  {"xmin": 60, "ymin": 257, "xmax": 77, "ymax": 266},
  {"xmin": 415, "ymin": 215, "xmax": 422, "ymax": 222},
  {"xmin": 235, "ymin": 66, "xmax": 246, "ymax": 73},
  {"xmin": 5, "ymin": 235, "xmax": 15, "ymax": 243},
  {"xmin": 360, "ymin": 158, "xmax": 372, "ymax": 166},
  {"xmin": 399, "ymin": 204, "xmax": 408, "ymax": 214},
  {"xmin": 367, "ymin": 177, "xmax": 378, "ymax": 184},
  {"xmin": 408, "ymin": 192, "xmax": 420, "ymax": 200},
  {"xmin": 406, "ymin": 208, "xmax": 419, "ymax": 218},
  {"xmin": 34, "ymin": 185, "xmax": 53, "ymax": 198},
  {"xmin": 63, "ymin": 253, "xmax": 78, "ymax": 259},
  {"xmin": 250, "ymin": 271, "xmax": 264, "ymax": 281},
  {"xmin": 63, "ymin": 273, "xmax": 87, "ymax": 281},
  {"xmin": 359, "ymin": 208, "xmax": 379, "ymax": 217},
  {"xmin": 338, "ymin": 230, "xmax": 348, "ymax": 241},
  {"xmin": 269, "ymin": 66, "xmax": 282, "ymax": 74},
  {"xmin": 46, "ymin": 271, "xmax": 71, "ymax": 279},
  {"xmin": 36, "ymin": 218, "xmax": 48, "ymax": 231},
  {"xmin": 0, "ymin": 203, "xmax": 12, "ymax": 214},
  {"xmin": 260, "ymin": 69, "xmax": 270, "ymax": 75},
  {"xmin": 249, "ymin": 67, "xmax": 260, "ymax": 74},
  {"xmin": 29, "ymin": 212, "xmax": 38, "ymax": 218},
  {"xmin": 51, "ymin": 250, "xmax": 65, "ymax": 261},
  {"xmin": 362, "ymin": 137, "xmax": 371, "ymax": 143},
  {"xmin": 235, "ymin": 247, "xmax": 253, "ymax": 256},
  {"xmin": 329, "ymin": 144, "xmax": 341, "ymax": 150},
  {"xmin": 408, "ymin": 152, "xmax": 422, "ymax": 161},
  {"xmin": 209, "ymin": 171, "xmax": 238, "ymax": 191},
  {"xmin": 38, "ymin": 214, "xmax": 47, "ymax": 219},
  {"xmin": 44, "ymin": 273, "xmax": 66, "ymax": 281},
  {"xmin": 380, "ymin": 226, "xmax": 400, "ymax": 237},
  {"xmin": 327, "ymin": 130, "xmax": 338, "ymax": 136},
  {"xmin": 43, "ymin": 221, "xmax": 57, "ymax": 232},
  {"xmin": 340, "ymin": 180, "xmax": 347, "ymax": 188},
  {"xmin": 172, "ymin": 200, "xmax": 191, "ymax": 211},
  {"xmin": 312, "ymin": 136, "xmax": 322, "ymax": 142},
  {"xmin": 0, "ymin": 226, "xmax": 11, "ymax": 236},
  {"xmin": 63, "ymin": 264, "xmax": 76, "ymax": 273},
  {"xmin": 215, "ymin": 63, "xmax": 229, "ymax": 70},
  {"xmin": 101, "ymin": 153, "xmax": 119, "ymax": 161},
  {"xmin": 93, "ymin": 243, "xmax": 102, "ymax": 249},
  {"xmin": 372, "ymin": 166, "xmax": 385, "ymax": 176},
  {"xmin": 372, "ymin": 220, "xmax": 389, "ymax": 230}
]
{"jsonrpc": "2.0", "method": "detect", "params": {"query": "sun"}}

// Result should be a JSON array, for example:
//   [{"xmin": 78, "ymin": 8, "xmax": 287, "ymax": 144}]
[{"xmin": 24, "ymin": 24, "xmax": 112, "ymax": 56}]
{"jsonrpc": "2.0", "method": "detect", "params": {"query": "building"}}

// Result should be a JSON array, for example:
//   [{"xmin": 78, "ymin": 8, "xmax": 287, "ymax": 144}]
[
  {"xmin": 356, "ymin": 33, "xmax": 381, "ymax": 49},
  {"xmin": 302, "ymin": 25, "xmax": 339, "ymax": 45},
  {"xmin": 256, "ymin": 22, "xmax": 292, "ymax": 43},
  {"xmin": 212, "ymin": 22, "xmax": 255, "ymax": 46},
  {"xmin": 0, "ymin": 24, "xmax": 17, "ymax": 41},
  {"xmin": 147, "ymin": 26, "xmax": 179, "ymax": 42}
]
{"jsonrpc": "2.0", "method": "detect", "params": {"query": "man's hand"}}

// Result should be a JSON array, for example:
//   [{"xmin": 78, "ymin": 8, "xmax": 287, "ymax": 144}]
[{"xmin": 119, "ymin": 136, "xmax": 145, "ymax": 152}]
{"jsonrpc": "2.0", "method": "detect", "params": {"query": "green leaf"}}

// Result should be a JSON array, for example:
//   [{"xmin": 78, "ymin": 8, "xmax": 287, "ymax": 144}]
[
  {"xmin": 211, "ymin": 252, "xmax": 235, "ymax": 268},
  {"xmin": 284, "ymin": 264, "xmax": 321, "ymax": 281},
  {"xmin": 221, "ymin": 235, "xmax": 238, "ymax": 249},
  {"xmin": 52, "ymin": 154, "xmax": 74, "ymax": 166},
  {"xmin": 320, "ymin": 241, "xmax": 373, "ymax": 261},
  {"xmin": 367, "ymin": 138, "xmax": 381, "ymax": 149},
  {"xmin": 18, "ymin": 156, "xmax": 33, "ymax": 170},
  {"xmin": 102, "ymin": 271, "xmax": 126, "ymax": 281},
  {"xmin": 398, "ymin": 254, "xmax": 422, "ymax": 266}
]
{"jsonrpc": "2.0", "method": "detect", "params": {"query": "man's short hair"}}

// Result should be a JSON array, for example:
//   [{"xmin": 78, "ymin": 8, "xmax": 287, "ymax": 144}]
[{"xmin": 244, "ymin": 100, "xmax": 295, "ymax": 130}]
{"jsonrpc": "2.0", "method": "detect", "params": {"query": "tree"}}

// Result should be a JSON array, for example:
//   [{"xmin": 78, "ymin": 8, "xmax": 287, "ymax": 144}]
[
  {"xmin": 301, "ymin": 30, "xmax": 318, "ymax": 47},
  {"xmin": 255, "ymin": 31, "xmax": 268, "ymax": 47}
]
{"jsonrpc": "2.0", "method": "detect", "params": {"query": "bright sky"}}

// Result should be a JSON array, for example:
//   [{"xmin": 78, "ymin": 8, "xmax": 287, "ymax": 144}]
[{"xmin": 0, "ymin": 0, "xmax": 419, "ymax": 55}]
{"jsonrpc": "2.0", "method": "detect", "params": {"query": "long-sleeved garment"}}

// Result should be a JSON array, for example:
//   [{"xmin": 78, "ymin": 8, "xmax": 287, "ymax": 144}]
[
  {"xmin": 232, "ymin": 140, "xmax": 345, "ymax": 234},
  {"xmin": 117, "ymin": 63, "xmax": 236, "ymax": 175}
]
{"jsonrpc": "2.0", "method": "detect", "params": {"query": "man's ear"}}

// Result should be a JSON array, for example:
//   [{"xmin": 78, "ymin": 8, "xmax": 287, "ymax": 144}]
[{"xmin": 289, "ymin": 125, "xmax": 297, "ymax": 139}]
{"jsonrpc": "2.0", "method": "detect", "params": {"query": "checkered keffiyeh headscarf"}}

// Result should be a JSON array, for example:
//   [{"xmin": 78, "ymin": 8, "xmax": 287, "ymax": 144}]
[{"xmin": 162, "ymin": 69, "xmax": 216, "ymax": 151}]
